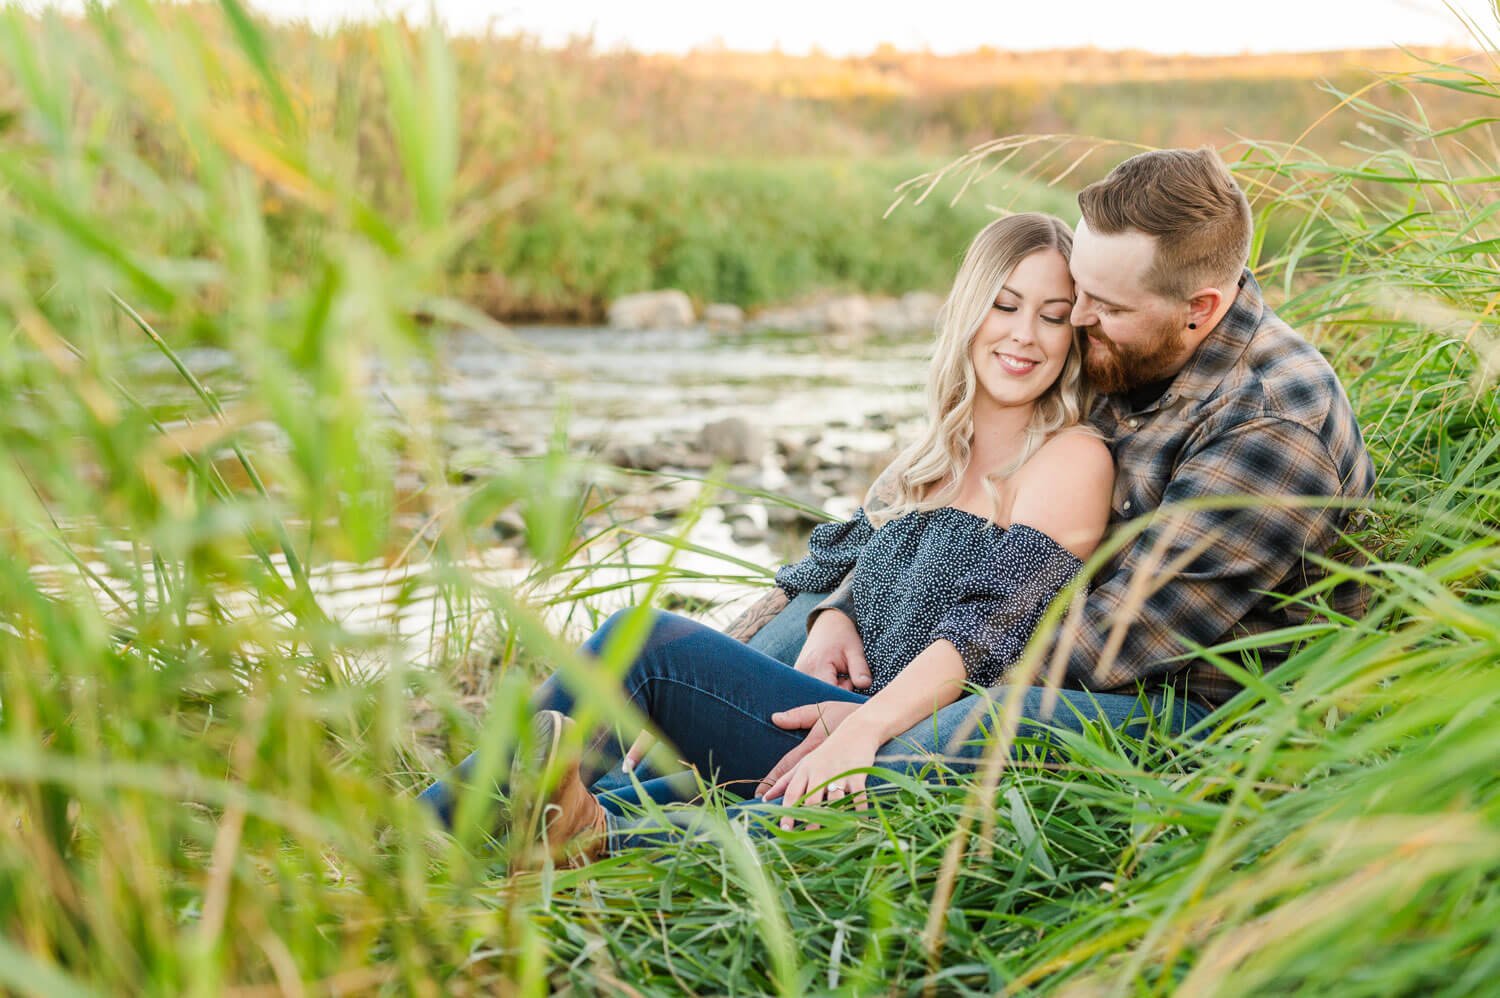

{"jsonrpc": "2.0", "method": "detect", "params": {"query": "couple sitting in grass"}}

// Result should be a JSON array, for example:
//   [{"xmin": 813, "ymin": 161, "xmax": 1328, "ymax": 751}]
[{"xmin": 418, "ymin": 147, "xmax": 1375, "ymax": 865}]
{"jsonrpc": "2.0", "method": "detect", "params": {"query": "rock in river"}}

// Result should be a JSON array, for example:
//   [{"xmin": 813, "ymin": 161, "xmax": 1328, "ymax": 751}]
[{"xmin": 698, "ymin": 416, "xmax": 766, "ymax": 466}]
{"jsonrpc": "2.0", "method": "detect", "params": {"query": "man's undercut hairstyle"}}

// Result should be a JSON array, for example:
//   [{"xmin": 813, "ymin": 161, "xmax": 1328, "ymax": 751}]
[{"xmin": 1077, "ymin": 147, "xmax": 1252, "ymax": 301}]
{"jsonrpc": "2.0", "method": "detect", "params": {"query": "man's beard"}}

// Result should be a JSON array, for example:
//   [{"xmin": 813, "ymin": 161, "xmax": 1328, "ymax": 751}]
[{"xmin": 1082, "ymin": 319, "xmax": 1186, "ymax": 395}]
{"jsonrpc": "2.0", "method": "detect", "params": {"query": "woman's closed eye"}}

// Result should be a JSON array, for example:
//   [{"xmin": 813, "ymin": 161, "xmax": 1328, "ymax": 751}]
[{"xmin": 995, "ymin": 302, "xmax": 1069, "ymax": 325}]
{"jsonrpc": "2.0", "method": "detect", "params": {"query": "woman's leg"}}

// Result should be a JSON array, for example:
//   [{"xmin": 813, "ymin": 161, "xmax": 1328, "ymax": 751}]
[
  {"xmin": 551, "ymin": 592, "xmax": 826, "ymax": 799},
  {"xmin": 600, "ymin": 685, "xmax": 1211, "ymax": 851},
  {"xmin": 417, "ymin": 608, "xmax": 865, "ymax": 826},
  {"xmin": 595, "ymin": 773, "xmax": 704, "ymax": 815},
  {"xmin": 577, "ymin": 608, "xmax": 867, "ymax": 799}
]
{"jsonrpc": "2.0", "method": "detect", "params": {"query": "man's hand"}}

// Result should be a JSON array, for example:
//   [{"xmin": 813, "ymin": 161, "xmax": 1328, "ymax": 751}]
[
  {"xmin": 755, "ymin": 700, "xmax": 862, "ymax": 799},
  {"xmin": 793, "ymin": 610, "xmax": 871, "ymax": 691}
]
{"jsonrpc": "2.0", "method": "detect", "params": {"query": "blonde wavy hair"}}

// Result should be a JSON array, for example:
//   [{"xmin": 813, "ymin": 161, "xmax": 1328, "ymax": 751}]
[{"xmin": 867, "ymin": 213, "xmax": 1096, "ymax": 528}]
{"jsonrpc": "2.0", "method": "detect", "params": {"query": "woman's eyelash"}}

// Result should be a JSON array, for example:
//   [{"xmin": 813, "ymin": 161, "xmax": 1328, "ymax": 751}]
[{"xmin": 995, "ymin": 303, "xmax": 1069, "ymax": 325}]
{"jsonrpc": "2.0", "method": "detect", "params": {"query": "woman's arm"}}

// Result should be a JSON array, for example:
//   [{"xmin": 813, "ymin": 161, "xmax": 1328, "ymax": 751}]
[
  {"xmin": 766, "ymin": 430, "xmax": 1115, "ymax": 815},
  {"xmin": 764, "ymin": 638, "xmax": 966, "ymax": 820},
  {"xmin": 925, "ymin": 432, "xmax": 1113, "ymax": 687},
  {"xmin": 863, "ymin": 432, "xmax": 1111, "ymax": 718},
  {"xmin": 768, "ymin": 459, "xmax": 908, "ymax": 684},
  {"xmin": 838, "ymin": 638, "xmax": 968, "ymax": 742}
]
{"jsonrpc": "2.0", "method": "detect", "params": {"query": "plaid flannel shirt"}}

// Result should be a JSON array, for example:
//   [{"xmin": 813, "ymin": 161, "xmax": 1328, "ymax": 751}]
[{"xmin": 795, "ymin": 270, "xmax": 1375, "ymax": 709}]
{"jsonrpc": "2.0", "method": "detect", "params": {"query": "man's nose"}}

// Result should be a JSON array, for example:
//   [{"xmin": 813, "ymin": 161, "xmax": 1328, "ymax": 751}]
[{"xmin": 1070, "ymin": 300, "xmax": 1093, "ymax": 327}]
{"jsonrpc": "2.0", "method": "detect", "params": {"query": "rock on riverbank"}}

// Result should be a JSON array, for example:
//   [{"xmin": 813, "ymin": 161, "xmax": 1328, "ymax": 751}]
[
  {"xmin": 744, "ymin": 290, "xmax": 943, "ymax": 334},
  {"xmin": 608, "ymin": 290, "xmax": 696, "ymax": 330},
  {"xmin": 606, "ymin": 289, "xmax": 943, "ymax": 334},
  {"xmin": 702, "ymin": 303, "xmax": 745, "ymax": 330}
]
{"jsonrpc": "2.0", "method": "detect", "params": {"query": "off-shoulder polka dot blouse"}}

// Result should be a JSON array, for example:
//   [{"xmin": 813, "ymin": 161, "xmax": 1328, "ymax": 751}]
[{"xmin": 773, "ymin": 507, "xmax": 1084, "ymax": 694}]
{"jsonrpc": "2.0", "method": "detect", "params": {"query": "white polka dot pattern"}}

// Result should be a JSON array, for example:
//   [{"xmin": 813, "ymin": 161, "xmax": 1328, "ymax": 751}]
[{"xmin": 775, "ymin": 508, "xmax": 1085, "ymax": 693}]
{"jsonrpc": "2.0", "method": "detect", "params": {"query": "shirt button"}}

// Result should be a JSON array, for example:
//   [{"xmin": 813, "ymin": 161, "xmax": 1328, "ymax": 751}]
[
  {"xmin": 1126, "ymin": 418, "xmax": 1141, "ymax": 429},
  {"xmin": 1122, "ymin": 500, "xmax": 1133, "ymax": 512}
]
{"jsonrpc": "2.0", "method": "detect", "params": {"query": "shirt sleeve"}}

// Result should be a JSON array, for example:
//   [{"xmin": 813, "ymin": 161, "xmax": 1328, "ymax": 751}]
[
  {"xmin": 773, "ymin": 509, "xmax": 875, "ymax": 598},
  {"xmin": 1046, "ymin": 416, "xmax": 1355, "ymax": 693},
  {"xmin": 929, "ymin": 524, "xmax": 1085, "ymax": 688},
  {"xmin": 803, "ymin": 460, "xmax": 902, "ymax": 630}
]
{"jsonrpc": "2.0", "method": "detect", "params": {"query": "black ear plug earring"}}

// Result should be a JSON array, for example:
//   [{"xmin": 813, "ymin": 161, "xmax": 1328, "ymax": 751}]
[{"xmin": 1188, "ymin": 322, "xmax": 1197, "ymax": 329}]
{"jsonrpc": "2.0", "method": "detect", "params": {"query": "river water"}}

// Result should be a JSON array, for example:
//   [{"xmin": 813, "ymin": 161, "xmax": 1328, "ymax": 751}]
[
  {"xmin": 59, "ymin": 323, "xmax": 933, "ymax": 665},
  {"xmin": 435, "ymin": 324, "xmax": 927, "ymax": 460},
  {"xmin": 422, "ymin": 323, "xmax": 930, "ymax": 644}
]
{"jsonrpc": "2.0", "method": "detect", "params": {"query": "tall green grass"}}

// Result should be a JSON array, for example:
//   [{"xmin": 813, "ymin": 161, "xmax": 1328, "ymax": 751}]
[
  {"xmin": 457, "ymin": 155, "xmax": 1069, "ymax": 319},
  {"xmin": 2, "ymin": 7, "xmax": 1464, "ymax": 328},
  {"xmin": 0, "ymin": 2, "xmax": 1496, "ymax": 995},
  {"xmin": 0, "ymin": 5, "xmax": 1052, "ymax": 328}
]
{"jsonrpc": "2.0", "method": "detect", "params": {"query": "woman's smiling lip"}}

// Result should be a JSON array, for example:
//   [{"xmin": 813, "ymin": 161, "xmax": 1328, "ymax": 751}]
[{"xmin": 995, "ymin": 351, "xmax": 1041, "ymax": 373}]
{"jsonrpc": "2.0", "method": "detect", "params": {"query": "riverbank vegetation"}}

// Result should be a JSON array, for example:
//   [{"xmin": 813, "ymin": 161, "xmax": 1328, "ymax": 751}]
[
  {"xmin": 0, "ymin": 2, "xmax": 1496, "ymax": 994},
  {"xmin": 0, "ymin": 6, "xmax": 1486, "ymax": 324}
]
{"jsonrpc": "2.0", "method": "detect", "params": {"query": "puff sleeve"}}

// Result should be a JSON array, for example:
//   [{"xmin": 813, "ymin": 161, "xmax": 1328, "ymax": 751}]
[
  {"xmin": 773, "ymin": 510, "xmax": 876, "ymax": 598},
  {"xmin": 929, "ymin": 523, "xmax": 1085, "ymax": 688}
]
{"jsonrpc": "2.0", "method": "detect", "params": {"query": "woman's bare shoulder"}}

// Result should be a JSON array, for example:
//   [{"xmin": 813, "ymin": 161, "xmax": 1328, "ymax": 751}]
[
  {"xmin": 1017, "ymin": 427, "xmax": 1112, "ymax": 481},
  {"xmin": 1007, "ymin": 428, "xmax": 1114, "ymax": 558}
]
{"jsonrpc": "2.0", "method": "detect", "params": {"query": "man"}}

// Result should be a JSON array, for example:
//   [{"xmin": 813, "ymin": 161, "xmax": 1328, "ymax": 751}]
[{"xmin": 752, "ymin": 147, "xmax": 1376, "ymax": 788}]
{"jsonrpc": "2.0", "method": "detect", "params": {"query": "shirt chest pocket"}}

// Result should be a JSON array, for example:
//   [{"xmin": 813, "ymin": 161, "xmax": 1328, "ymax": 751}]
[
  {"xmin": 1111, "ymin": 477, "xmax": 1137, "ymax": 520},
  {"xmin": 1112, "ymin": 470, "xmax": 1166, "ymax": 521},
  {"xmin": 1109, "ymin": 425, "xmax": 1176, "ymax": 521}
]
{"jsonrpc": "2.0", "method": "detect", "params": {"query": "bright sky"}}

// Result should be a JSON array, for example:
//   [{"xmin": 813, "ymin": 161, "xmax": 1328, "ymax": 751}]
[{"xmin": 244, "ymin": 0, "xmax": 1495, "ymax": 55}]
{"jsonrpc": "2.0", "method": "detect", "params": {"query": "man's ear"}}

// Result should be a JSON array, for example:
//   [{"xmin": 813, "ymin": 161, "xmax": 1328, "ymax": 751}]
[{"xmin": 1186, "ymin": 288, "xmax": 1223, "ymax": 330}]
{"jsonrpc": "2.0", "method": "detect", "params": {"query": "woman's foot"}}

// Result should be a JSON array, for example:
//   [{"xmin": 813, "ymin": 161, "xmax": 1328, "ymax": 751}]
[{"xmin": 519, "ymin": 710, "xmax": 610, "ymax": 867}]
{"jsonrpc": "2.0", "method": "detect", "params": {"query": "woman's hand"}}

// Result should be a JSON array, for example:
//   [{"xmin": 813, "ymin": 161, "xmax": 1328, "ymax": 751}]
[
  {"xmin": 766, "ymin": 719, "xmax": 881, "ymax": 830},
  {"xmin": 793, "ymin": 609, "xmax": 872, "ymax": 691},
  {"xmin": 755, "ymin": 700, "xmax": 861, "ymax": 798}
]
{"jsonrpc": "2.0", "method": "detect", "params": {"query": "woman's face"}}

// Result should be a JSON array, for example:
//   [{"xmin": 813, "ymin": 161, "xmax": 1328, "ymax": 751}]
[{"xmin": 968, "ymin": 248, "xmax": 1077, "ymax": 413}]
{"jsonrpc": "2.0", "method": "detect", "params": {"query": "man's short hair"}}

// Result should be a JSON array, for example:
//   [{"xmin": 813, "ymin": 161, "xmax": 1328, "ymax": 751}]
[{"xmin": 1077, "ymin": 148, "xmax": 1252, "ymax": 300}]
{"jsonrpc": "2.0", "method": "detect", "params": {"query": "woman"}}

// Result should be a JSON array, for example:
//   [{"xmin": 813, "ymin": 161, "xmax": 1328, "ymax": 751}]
[{"xmin": 418, "ymin": 212, "xmax": 1114, "ymax": 863}]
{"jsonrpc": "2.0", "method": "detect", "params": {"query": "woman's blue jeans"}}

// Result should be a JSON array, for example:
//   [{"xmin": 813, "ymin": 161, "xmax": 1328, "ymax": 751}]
[{"xmin": 417, "ymin": 593, "xmax": 1210, "ymax": 852}]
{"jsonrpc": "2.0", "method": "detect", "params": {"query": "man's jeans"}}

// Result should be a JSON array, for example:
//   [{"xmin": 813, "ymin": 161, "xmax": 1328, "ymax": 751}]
[{"xmin": 417, "ymin": 595, "xmax": 1210, "ymax": 851}]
